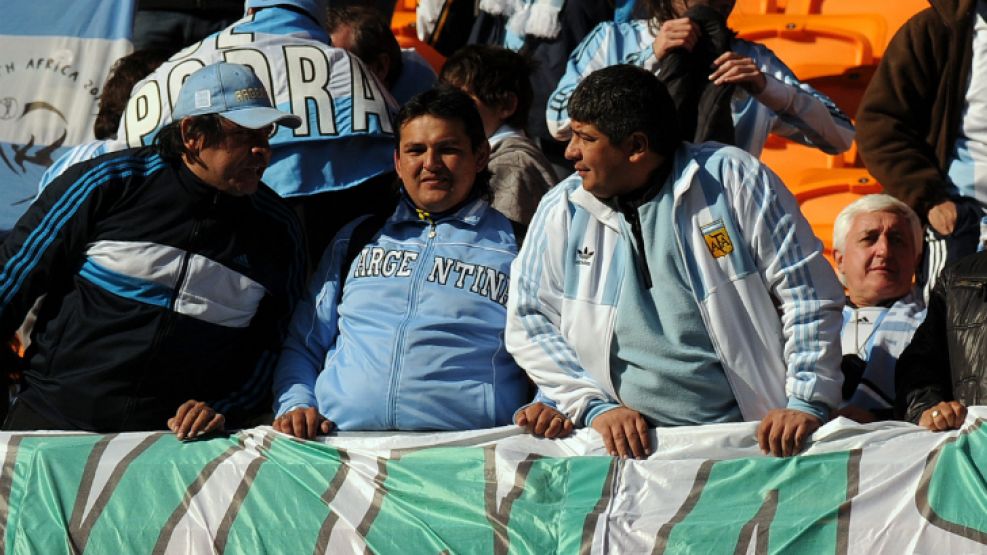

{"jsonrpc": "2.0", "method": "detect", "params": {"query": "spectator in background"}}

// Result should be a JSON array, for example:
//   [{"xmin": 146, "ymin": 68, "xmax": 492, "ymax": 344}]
[
  {"xmin": 467, "ymin": 0, "xmax": 617, "ymax": 178},
  {"xmin": 856, "ymin": 0, "xmax": 986, "ymax": 295},
  {"xmin": 328, "ymin": 5, "xmax": 437, "ymax": 105},
  {"xmin": 273, "ymin": 88, "xmax": 529, "ymax": 436},
  {"xmin": 832, "ymin": 195, "xmax": 925, "ymax": 423},
  {"xmin": 895, "ymin": 249, "xmax": 987, "ymax": 432},
  {"xmin": 546, "ymin": 0, "xmax": 854, "ymax": 161},
  {"xmin": 0, "ymin": 63, "xmax": 305, "ymax": 435},
  {"xmin": 507, "ymin": 65, "xmax": 844, "ymax": 459},
  {"xmin": 440, "ymin": 44, "xmax": 557, "ymax": 225},
  {"xmin": 94, "ymin": 49, "xmax": 172, "ymax": 140}
]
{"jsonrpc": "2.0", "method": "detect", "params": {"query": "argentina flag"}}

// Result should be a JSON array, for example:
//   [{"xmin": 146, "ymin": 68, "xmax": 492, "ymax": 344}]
[{"xmin": 0, "ymin": 1, "xmax": 133, "ymax": 234}]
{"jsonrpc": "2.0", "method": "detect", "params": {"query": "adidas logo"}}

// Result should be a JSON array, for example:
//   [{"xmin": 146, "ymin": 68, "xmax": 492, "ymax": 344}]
[{"xmin": 575, "ymin": 246, "xmax": 594, "ymax": 266}]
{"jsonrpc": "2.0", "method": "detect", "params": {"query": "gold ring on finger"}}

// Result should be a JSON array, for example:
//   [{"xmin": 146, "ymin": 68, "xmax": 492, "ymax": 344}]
[{"xmin": 932, "ymin": 410, "xmax": 941, "ymax": 418}]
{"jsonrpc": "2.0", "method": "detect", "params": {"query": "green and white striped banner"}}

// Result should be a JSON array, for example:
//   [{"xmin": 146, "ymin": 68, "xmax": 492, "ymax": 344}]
[{"xmin": 2, "ymin": 408, "xmax": 986, "ymax": 553}]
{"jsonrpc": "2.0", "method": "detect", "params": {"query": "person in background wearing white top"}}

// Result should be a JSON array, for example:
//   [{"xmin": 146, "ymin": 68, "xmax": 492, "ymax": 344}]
[{"xmin": 546, "ymin": 0, "xmax": 854, "ymax": 159}]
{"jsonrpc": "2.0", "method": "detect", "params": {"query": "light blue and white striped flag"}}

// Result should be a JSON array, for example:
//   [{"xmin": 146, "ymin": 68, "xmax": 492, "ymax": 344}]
[{"xmin": 0, "ymin": 1, "xmax": 133, "ymax": 233}]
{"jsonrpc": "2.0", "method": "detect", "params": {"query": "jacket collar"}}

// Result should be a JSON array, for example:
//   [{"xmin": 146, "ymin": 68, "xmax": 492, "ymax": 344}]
[
  {"xmin": 391, "ymin": 192, "xmax": 488, "ymax": 227},
  {"xmin": 569, "ymin": 151, "xmax": 680, "ymax": 232}
]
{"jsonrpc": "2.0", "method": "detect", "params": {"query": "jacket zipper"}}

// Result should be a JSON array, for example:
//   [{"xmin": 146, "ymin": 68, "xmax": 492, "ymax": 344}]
[
  {"xmin": 129, "ymin": 193, "xmax": 212, "ymax": 421},
  {"xmin": 385, "ymin": 214, "xmax": 436, "ymax": 428}
]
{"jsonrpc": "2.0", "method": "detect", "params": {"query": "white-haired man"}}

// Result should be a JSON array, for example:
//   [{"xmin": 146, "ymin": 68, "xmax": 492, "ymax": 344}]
[{"xmin": 832, "ymin": 194, "xmax": 926, "ymax": 422}]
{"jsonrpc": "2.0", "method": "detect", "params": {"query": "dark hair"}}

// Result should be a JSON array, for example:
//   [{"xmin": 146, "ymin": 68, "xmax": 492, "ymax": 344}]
[
  {"xmin": 94, "ymin": 49, "xmax": 171, "ymax": 140},
  {"xmin": 327, "ymin": 6, "xmax": 403, "ymax": 89},
  {"xmin": 395, "ymin": 86, "xmax": 488, "ymax": 152},
  {"xmin": 438, "ymin": 44, "xmax": 534, "ymax": 131},
  {"xmin": 644, "ymin": 0, "xmax": 679, "ymax": 26},
  {"xmin": 568, "ymin": 65, "xmax": 681, "ymax": 155},
  {"xmin": 154, "ymin": 114, "xmax": 226, "ymax": 164},
  {"xmin": 394, "ymin": 86, "xmax": 492, "ymax": 201}
]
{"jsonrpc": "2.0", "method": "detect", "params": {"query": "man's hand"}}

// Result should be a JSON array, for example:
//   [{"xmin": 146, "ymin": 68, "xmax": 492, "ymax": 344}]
[
  {"xmin": 919, "ymin": 401, "xmax": 967, "ymax": 432},
  {"xmin": 591, "ymin": 407, "xmax": 651, "ymax": 459},
  {"xmin": 709, "ymin": 52, "xmax": 767, "ymax": 94},
  {"xmin": 757, "ymin": 409, "xmax": 822, "ymax": 457},
  {"xmin": 273, "ymin": 407, "xmax": 333, "ymax": 439},
  {"xmin": 927, "ymin": 200, "xmax": 957, "ymax": 236},
  {"xmin": 168, "ymin": 400, "xmax": 225, "ymax": 441},
  {"xmin": 652, "ymin": 18, "xmax": 701, "ymax": 60},
  {"xmin": 515, "ymin": 402, "xmax": 574, "ymax": 439}
]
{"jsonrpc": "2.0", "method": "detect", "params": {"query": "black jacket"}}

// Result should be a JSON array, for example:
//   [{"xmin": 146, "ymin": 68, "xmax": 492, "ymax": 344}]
[
  {"xmin": 0, "ymin": 147, "xmax": 305, "ymax": 431},
  {"xmin": 895, "ymin": 251, "xmax": 987, "ymax": 423}
]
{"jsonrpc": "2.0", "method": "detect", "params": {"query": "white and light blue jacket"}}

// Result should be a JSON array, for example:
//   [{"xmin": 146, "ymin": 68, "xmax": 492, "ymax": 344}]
[
  {"xmin": 506, "ymin": 143, "xmax": 845, "ymax": 425},
  {"xmin": 273, "ymin": 196, "xmax": 528, "ymax": 430},
  {"xmin": 546, "ymin": 20, "xmax": 855, "ymax": 158}
]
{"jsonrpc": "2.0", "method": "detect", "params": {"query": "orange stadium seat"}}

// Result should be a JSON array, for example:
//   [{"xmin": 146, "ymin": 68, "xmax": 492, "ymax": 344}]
[
  {"xmin": 728, "ymin": 13, "xmax": 885, "ymax": 80},
  {"xmin": 782, "ymin": 0, "xmax": 928, "ymax": 53},
  {"xmin": 732, "ymin": 0, "xmax": 786, "ymax": 16},
  {"xmin": 789, "ymin": 168, "xmax": 883, "ymax": 267},
  {"xmin": 391, "ymin": 0, "xmax": 418, "ymax": 38},
  {"xmin": 759, "ymin": 136, "xmax": 858, "ymax": 192}
]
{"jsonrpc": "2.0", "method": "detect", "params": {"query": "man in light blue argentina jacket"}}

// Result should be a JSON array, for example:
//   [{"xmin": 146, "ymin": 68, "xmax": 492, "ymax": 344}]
[
  {"xmin": 272, "ymin": 87, "xmax": 528, "ymax": 436},
  {"xmin": 508, "ymin": 65, "xmax": 844, "ymax": 459}
]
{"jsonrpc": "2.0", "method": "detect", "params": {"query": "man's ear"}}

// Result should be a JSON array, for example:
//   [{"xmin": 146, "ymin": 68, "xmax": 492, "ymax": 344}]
[
  {"xmin": 497, "ymin": 93, "xmax": 519, "ymax": 121},
  {"xmin": 626, "ymin": 131, "xmax": 650, "ymax": 162},
  {"xmin": 833, "ymin": 249, "xmax": 846, "ymax": 285},
  {"xmin": 393, "ymin": 148, "xmax": 401, "ymax": 174},
  {"xmin": 180, "ymin": 118, "xmax": 201, "ymax": 161}
]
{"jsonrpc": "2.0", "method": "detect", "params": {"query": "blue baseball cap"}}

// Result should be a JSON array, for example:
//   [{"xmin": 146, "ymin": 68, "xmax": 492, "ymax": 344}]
[{"xmin": 172, "ymin": 62, "xmax": 302, "ymax": 130}]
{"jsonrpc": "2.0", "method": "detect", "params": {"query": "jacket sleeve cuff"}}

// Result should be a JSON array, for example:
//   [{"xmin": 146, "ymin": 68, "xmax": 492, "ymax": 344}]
[
  {"xmin": 786, "ymin": 398, "xmax": 829, "ymax": 422},
  {"xmin": 582, "ymin": 401, "xmax": 622, "ymax": 428}
]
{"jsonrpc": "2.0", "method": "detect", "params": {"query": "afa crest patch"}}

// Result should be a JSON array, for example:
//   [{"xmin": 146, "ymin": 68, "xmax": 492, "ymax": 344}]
[{"xmin": 700, "ymin": 220, "xmax": 733, "ymax": 258}]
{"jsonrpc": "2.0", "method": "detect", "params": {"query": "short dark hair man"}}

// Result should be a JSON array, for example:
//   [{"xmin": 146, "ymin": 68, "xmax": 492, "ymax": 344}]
[
  {"xmin": 0, "ymin": 62, "xmax": 306, "ymax": 437},
  {"xmin": 272, "ymin": 87, "xmax": 528, "ymax": 437},
  {"xmin": 507, "ymin": 65, "xmax": 844, "ymax": 458}
]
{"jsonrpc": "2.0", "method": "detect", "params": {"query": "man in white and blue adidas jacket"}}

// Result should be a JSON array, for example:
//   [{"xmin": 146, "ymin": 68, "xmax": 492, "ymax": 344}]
[
  {"xmin": 272, "ymin": 88, "xmax": 528, "ymax": 437},
  {"xmin": 507, "ymin": 65, "xmax": 844, "ymax": 458},
  {"xmin": 0, "ymin": 63, "xmax": 306, "ymax": 436}
]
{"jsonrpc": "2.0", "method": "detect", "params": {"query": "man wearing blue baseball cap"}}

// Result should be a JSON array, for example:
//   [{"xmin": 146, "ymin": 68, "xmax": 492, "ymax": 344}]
[{"xmin": 0, "ymin": 62, "xmax": 306, "ymax": 438}]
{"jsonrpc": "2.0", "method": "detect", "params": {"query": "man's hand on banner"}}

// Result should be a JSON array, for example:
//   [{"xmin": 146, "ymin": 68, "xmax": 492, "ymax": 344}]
[
  {"xmin": 919, "ymin": 401, "xmax": 967, "ymax": 432},
  {"xmin": 273, "ymin": 406, "xmax": 334, "ymax": 439},
  {"xmin": 592, "ymin": 406, "xmax": 651, "ymax": 459},
  {"xmin": 515, "ymin": 402, "xmax": 574, "ymax": 439},
  {"xmin": 757, "ymin": 409, "xmax": 821, "ymax": 457}
]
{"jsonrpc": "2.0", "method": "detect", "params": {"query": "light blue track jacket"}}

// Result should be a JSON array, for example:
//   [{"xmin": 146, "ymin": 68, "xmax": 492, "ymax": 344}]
[
  {"xmin": 507, "ymin": 143, "xmax": 845, "ymax": 425},
  {"xmin": 546, "ymin": 20, "xmax": 854, "ymax": 158},
  {"xmin": 273, "ymin": 196, "xmax": 528, "ymax": 430}
]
